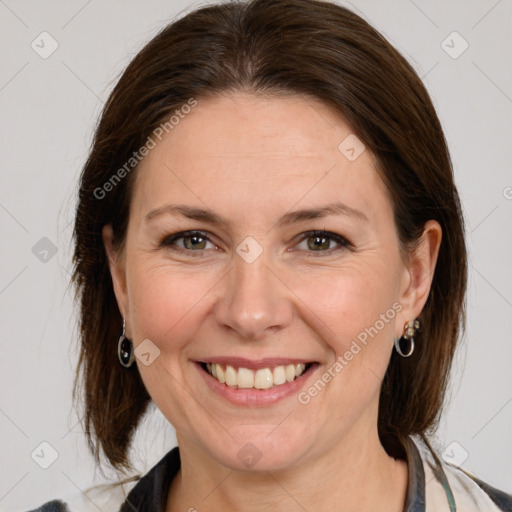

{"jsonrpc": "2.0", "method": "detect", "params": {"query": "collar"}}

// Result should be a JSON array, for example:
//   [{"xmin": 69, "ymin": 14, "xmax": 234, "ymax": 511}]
[{"xmin": 119, "ymin": 436, "xmax": 451, "ymax": 512}]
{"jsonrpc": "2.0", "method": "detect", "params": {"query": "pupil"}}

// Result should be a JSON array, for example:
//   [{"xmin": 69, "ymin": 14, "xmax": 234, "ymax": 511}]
[
  {"xmin": 187, "ymin": 235, "xmax": 204, "ymax": 249},
  {"xmin": 310, "ymin": 236, "xmax": 327, "ymax": 250}
]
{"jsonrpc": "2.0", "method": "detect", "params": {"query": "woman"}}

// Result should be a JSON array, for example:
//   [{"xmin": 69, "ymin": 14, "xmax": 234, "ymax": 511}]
[{"xmin": 30, "ymin": 0, "xmax": 512, "ymax": 510}]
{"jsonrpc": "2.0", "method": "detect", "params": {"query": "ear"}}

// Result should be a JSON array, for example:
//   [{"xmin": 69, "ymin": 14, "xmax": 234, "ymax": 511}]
[
  {"xmin": 397, "ymin": 220, "xmax": 442, "ymax": 333},
  {"xmin": 102, "ymin": 224, "xmax": 130, "ymax": 329}
]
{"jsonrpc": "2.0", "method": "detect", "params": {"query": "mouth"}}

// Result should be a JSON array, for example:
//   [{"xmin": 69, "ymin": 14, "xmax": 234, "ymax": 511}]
[{"xmin": 199, "ymin": 361, "xmax": 315, "ymax": 390}]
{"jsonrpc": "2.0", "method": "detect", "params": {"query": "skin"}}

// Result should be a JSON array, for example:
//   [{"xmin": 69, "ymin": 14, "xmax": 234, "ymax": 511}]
[{"xmin": 103, "ymin": 92, "xmax": 442, "ymax": 511}]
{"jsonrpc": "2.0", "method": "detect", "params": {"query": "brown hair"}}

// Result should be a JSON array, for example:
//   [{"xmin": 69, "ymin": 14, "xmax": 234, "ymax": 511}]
[{"xmin": 72, "ymin": 0, "xmax": 467, "ymax": 471}]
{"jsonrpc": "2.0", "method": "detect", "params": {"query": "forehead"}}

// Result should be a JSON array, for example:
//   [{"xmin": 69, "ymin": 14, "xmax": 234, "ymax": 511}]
[{"xmin": 130, "ymin": 92, "xmax": 392, "ymax": 229}]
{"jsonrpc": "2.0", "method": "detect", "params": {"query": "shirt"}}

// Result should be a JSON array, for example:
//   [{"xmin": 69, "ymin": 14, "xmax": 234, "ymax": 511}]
[{"xmin": 27, "ymin": 435, "xmax": 512, "ymax": 511}]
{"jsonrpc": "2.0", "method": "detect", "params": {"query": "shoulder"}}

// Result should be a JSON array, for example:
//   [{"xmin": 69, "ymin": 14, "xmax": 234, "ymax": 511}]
[
  {"xmin": 459, "ymin": 470, "xmax": 512, "ymax": 512},
  {"xmin": 26, "ymin": 447, "xmax": 180, "ymax": 512},
  {"xmin": 26, "ymin": 477, "xmax": 139, "ymax": 512},
  {"xmin": 444, "ymin": 462, "xmax": 512, "ymax": 512},
  {"xmin": 410, "ymin": 435, "xmax": 512, "ymax": 512},
  {"xmin": 26, "ymin": 500, "xmax": 69, "ymax": 512}
]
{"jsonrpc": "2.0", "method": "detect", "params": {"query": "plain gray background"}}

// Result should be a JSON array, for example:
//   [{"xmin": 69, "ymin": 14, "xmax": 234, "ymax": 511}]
[{"xmin": 0, "ymin": 0, "xmax": 511, "ymax": 510}]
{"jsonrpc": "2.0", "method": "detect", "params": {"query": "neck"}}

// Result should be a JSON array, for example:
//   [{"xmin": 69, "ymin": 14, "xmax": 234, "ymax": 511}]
[{"xmin": 166, "ymin": 428, "xmax": 409, "ymax": 512}]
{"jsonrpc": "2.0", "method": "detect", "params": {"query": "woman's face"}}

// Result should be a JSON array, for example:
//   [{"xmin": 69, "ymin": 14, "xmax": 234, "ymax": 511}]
[{"xmin": 105, "ymin": 92, "xmax": 438, "ymax": 472}]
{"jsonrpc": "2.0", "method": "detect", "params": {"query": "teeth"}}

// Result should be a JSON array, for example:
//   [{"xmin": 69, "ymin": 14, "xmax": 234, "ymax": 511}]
[
  {"xmin": 225, "ymin": 365, "xmax": 237, "ymax": 386},
  {"xmin": 272, "ymin": 365, "xmax": 286, "ymax": 385},
  {"xmin": 285, "ymin": 364, "xmax": 296, "ymax": 382},
  {"xmin": 205, "ymin": 362, "xmax": 308, "ymax": 389},
  {"xmin": 254, "ymin": 368, "xmax": 273, "ymax": 389},
  {"xmin": 237, "ymin": 367, "xmax": 254, "ymax": 388},
  {"xmin": 217, "ymin": 364, "xmax": 226, "ymax": 383}
]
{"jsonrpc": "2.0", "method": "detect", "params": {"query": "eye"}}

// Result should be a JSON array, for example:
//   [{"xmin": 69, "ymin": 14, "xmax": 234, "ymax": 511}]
[
  {"xmin": 294, "ymin": 230, "xmax": 351, "ymax": 255},
  {"xmin": 160, "ymin": 231, "xmax": 217, "ymax": 254},
  {"xmin": 159, "ymin": 229, "xmax": 352, "ymax": 256}
]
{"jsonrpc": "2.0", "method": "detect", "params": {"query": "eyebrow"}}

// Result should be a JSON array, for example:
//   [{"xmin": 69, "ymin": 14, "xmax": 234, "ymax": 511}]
[{"xmin": 145, "ymin": 201, "xmax": 368, "ymax": 227}]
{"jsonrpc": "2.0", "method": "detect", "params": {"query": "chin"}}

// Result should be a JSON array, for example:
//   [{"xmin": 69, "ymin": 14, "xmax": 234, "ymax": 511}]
[{"xmin": 201, "ymin": 423, "xmax": 313, "ymax": 473}]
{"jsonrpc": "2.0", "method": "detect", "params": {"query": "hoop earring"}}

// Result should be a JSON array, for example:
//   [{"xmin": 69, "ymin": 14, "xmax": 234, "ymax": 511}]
[
  {"xmin": 394, "ymin": 319, "xmax": 419, "ymax": 358},
  {"xmin": 118, "ymin": 318, "xmax": 135, "ymax": 368}
]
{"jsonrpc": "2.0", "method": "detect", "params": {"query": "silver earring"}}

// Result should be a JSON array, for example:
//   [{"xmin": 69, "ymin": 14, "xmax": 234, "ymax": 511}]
[
  {"xmin": 118, "ymin": 318, "xmax": 135, "ymax": 368},
  {"xmin": 394, "ymin": 319, "xmax": 419, "ymax": 358}
]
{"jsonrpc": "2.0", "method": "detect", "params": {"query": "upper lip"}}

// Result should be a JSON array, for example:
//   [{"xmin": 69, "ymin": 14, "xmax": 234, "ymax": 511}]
[{"xmin": 196, "ymin": 357, "xmax": 315, "ymax": 370}]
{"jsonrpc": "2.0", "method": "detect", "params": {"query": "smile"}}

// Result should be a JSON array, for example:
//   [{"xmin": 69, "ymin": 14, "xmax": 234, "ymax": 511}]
[{"xmin": 202, "ymin": 362, "xmax": 311, "ymax": 389}]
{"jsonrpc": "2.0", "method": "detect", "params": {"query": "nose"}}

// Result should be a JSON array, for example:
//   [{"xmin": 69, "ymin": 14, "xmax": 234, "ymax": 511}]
[{"xmin": 213, "ymin": 248, "xmax": 294, "ymax": 341}]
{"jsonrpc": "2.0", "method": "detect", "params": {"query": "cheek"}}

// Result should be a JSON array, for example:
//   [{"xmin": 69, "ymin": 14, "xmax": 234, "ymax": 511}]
[
  {"xmin": 294, "ymin": 257, "xmax": 400, "ymax": 366},
  {"xmin": 126, "ymin": 262, "xmax": 214, "ymax": 351},
  {"xmin": 125, "ymin": 262, "xmax": 218, "ymax": 431}
]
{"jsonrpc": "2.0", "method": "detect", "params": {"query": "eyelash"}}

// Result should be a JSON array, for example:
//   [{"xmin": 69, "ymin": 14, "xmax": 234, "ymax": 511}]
[{"xmin": 159, "ymin": 230, "xmax": 352, "ymax": 257}]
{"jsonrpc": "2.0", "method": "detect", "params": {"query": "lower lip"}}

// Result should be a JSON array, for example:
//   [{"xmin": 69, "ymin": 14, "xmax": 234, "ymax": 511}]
[{"xmin": 195, "ymin": 362, "xmax": 319, "ymax": 406}]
